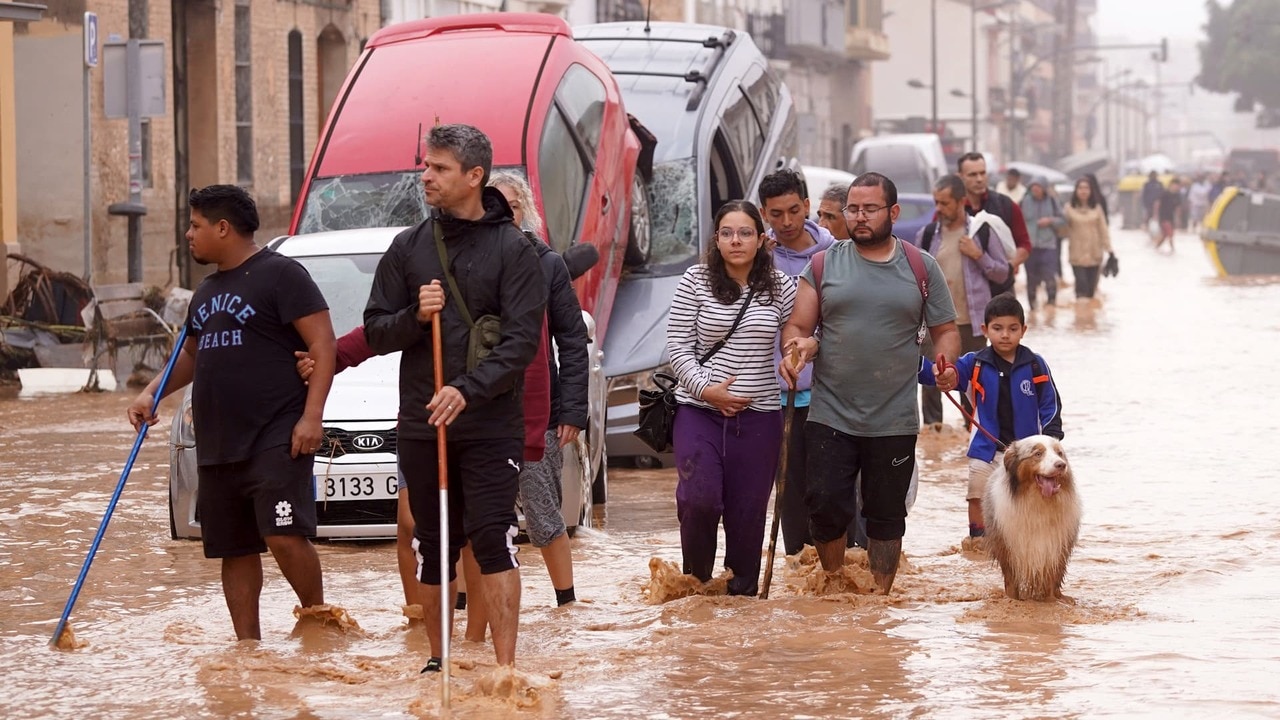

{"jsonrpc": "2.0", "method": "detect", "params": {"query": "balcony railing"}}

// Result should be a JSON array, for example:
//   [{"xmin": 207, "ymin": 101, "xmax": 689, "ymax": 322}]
[{"xmin": 845, "ymin": 23, "xmax": 889, "ymax": 60}]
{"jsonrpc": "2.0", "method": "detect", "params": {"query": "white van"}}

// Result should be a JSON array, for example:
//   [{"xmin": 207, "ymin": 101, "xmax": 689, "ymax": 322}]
[{"xmin": 849, "ymin": 134, "xmax": 949, "ymax": 195}]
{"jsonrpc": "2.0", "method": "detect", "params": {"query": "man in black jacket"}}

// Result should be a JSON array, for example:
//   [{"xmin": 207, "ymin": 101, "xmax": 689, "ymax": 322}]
[{"xmin": 364, "ymin": 124, "xmax": 547, "ymax": 671}]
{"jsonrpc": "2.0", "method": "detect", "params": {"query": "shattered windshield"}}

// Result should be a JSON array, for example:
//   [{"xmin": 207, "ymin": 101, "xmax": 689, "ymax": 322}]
[
  {"xmin": 297, "ymin": 167, "xmax": 528, "ymax": 234},
  {"xmin": 645, "ymin": 158, "xmax": 700, "ymax": 275},
  {"xmin": 298, "ymin": 172, "xmax": 428, "ymax": 233}
]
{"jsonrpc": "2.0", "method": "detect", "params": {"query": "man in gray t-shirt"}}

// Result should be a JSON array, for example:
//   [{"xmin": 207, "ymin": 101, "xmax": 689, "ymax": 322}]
[{"xmin": 781, "ymin": 172, "xmax": 961, "ymax": 594}]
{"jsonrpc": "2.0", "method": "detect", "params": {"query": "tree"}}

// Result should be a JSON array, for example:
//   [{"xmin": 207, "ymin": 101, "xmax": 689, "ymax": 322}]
[{"xmin": 1197, "ymin": 0, "xmax": 1280, "ymax": 111}]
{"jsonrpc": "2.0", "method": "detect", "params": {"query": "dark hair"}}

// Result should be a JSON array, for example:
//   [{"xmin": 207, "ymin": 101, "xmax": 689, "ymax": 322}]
[
  {"xmin": 956, "ymin": 152, "xmax": 986, "ymax": 173},
  {"xmin": 1005, "ymin": 167, "xmax": 1021, "ymax": 178},
  {"xmin": 706, "ymin": 200, "xmax": 781, "ymax": 305},
  {"xmin": 188, "ymin": 185, "xmax": 259, "ymax": 235},
  {"xmin": 1070, "ymin": 177, "xmax": 1097, "ymax": 209},
  {"xmin": 934, "ymin": 174, "xmax": 966, "ymax": 201},
  {"xmin": 1083, "ymin": 172, "xmax": 1110, "ymax": 221},
  {"xmin": 759, "ymin": 169, "xmax": 807, "ymax": 204},
  {"xmin": 427, "ymin": 123, "xmax": 493, "ymax": 186},
  {"xmin": 821, "ymin": 183, "xmax": 849, "ymax": 204},
  {"xmin": 984, "ymin": 292, "xmax": 1025, "ymax": 326},
  {"xmin": 849, "ymin": 171, "xmax": 898, "ymax": 208}
]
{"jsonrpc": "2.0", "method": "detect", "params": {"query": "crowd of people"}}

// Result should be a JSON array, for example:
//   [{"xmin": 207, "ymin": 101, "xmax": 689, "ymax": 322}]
[{"xmin": 130, "ymin": 124, "xmax": 1097, "ymax": 674}]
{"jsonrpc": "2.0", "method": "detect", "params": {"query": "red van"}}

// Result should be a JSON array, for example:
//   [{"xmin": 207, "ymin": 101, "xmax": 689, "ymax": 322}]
[{"xmin": 288, "ymin": 13, "xmax": 651, "ymax": 343}]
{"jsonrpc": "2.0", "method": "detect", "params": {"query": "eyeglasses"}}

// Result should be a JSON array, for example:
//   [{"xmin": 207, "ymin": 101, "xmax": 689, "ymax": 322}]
[
  {"xmin": 842, "ymin": 204, "xmax": 888, "ymax": 219},
  {"xmin": 716, "ymin": 227, "xmax": 759, "ymax": 241}
]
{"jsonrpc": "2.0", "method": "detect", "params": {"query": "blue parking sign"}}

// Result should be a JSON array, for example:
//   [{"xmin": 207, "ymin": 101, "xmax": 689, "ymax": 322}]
[{"xmin": 84, "ymin": 12, "xmax": 98, "ymax": 68}]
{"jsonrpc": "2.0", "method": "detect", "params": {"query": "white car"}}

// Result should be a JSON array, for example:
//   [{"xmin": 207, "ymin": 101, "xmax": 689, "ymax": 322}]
[{"xmin": 168, "ymin": 227, "xmax": 607, "ymax": 541}]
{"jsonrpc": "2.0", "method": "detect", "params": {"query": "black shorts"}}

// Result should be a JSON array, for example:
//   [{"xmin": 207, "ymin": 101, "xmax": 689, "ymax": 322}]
[
  {"xmin": 197, "ymin": 445, "xmax": 317, "ymax": 559},
  {"xmin": 398, "ymin": 435, "xmax": 522, "ymax": 585},
  {"xmin": 803, "ymin": 422, "xmax": 916, "ymax": 542}
]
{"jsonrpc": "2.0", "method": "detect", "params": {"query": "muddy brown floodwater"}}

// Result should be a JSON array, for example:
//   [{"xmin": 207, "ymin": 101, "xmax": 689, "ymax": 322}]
[{"xmin": 3, "ymin": 228, "xmax": 1280, "ymax": 719}]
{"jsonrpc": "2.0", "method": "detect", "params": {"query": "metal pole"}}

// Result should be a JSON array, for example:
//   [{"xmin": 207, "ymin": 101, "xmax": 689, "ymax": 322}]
[
  {"xmin": 83, "ymin": 59, "xmax": 92, "ymax": 282},
  {"xmin": 126, "ymin": 39, "xmax": 143, "ymax": 283},
  {"xmin": 1008, "ymin": 11, "xmax": 1018, "ymax": 160},
  {"xmin": 1153, "ymin": 60, "xmax": 1162, "ymax": 153},
  {"xmin": 971, "ymin": 0, "xmax": 978, "ymax": 152},
  {"xmin": 931, "ymin": 0, "xmax": 938, "ymax": 136}
]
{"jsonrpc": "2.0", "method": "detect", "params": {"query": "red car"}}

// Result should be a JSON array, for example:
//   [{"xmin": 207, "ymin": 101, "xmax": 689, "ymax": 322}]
[{"xmin": 289, "ymin": 13, "xmax": 651, "ymax": 344}]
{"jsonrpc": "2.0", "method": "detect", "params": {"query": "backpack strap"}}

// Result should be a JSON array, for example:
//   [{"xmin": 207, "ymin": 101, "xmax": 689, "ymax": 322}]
[
  {"xmin": 970, "ymin": 358, "xmax": 986, "ymax": 404},
  {"xmin": 921, "ymin": 221, "xmax": 938, "ymax": 254},
  {"xmin": 899, "ymin": 239, "xmax": 930, "ymax": 345}
]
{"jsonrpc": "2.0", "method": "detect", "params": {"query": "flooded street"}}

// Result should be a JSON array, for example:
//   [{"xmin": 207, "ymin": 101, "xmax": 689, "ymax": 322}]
[{"xmin": 3, "ymin": 227, "xmax": 1279, "ymax": 719}]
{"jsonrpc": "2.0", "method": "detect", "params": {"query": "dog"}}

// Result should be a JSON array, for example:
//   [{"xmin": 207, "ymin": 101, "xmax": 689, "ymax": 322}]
[{"xmin": 982, "ymin": 435, "xmax": 1081, "ymax": 601}]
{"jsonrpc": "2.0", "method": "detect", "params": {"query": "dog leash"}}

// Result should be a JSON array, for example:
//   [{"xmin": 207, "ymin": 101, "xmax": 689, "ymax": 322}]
[{"xmin": 935, "ymin": 354, "xmax": 1008, "ymax": 452}]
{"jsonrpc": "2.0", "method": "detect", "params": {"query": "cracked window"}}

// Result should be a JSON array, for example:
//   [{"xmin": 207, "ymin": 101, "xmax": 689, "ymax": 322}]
[
  {"xmin": 646, "ymin": 158, "xmax": 699, "ymax": 275},
  {"xmin": 298, "ymin": 172, "xmax": 429, "ymax": 234}
]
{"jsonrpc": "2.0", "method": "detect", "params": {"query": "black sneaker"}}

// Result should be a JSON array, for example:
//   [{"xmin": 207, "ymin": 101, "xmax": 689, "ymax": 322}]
[{"xmin": 420, "ymin": 657, "xmax": 443, "ymax": 673}]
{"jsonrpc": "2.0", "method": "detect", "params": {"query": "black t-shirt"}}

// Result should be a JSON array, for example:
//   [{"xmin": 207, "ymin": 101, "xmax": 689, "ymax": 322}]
[
  {"xmin": 992, "ymin": 354, "xmax": 1016, "ymax": 446},
  {"xmin": 1158, "ymin": 189, "xmax": 1183, "ymax": 222},
  {"xmin": 185, "ymin": 249, "xmax": 328, "ymax": 466}
]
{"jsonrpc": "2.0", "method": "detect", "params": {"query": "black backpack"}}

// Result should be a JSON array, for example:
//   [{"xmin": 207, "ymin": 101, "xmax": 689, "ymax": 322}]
[{"xmin": 920, "ymin": 221, "xmax": 1015, "ymax": 297}]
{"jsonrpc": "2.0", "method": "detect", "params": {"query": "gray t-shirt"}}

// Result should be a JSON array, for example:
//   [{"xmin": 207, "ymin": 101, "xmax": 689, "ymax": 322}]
[{"xmin": 801, "ymin": 238, "xmax": 957, "ymax": 437}]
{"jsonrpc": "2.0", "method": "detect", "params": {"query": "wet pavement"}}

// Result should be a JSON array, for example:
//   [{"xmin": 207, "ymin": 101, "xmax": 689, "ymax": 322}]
[{"xmin": 2, "ymin": 227, "xmax": 1279, "ymax": 718}]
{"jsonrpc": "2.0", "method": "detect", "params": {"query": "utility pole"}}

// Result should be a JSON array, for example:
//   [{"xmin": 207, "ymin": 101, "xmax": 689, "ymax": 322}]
[
  {"xmin": 931, "ymin": 0, "xmax": 938, "ymax": 137},
  {"xmin": 970, "ymin": 0, "xmax": 978, "ymax": 151},
  {"xmin": 1050, "ymin": 0, "xmax": 1078, "ymax": 159}
]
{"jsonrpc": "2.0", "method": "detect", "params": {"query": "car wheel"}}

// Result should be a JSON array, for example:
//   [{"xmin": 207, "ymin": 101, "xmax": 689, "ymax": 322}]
[{"xmin": 624, "ymin": 174, "xmax": 651, "ymax": 266}]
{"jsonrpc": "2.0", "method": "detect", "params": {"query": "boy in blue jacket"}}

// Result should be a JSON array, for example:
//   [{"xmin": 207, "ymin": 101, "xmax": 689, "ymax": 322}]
[{"xmin": 919, "ymin": 293, "xmax": 1063, "ymax": 538}]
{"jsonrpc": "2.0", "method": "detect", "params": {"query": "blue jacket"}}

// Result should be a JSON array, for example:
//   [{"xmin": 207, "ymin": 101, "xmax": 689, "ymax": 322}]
[{"xmin": 919, "ymin": 345, "xmax": 1063, "ymax": 462}]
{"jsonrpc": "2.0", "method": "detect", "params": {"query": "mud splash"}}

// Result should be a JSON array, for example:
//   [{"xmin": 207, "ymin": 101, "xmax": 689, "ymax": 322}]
[
  {"xmin": 292, "ymin": 604, "xmax": 364, "ymax": 634},
  {"xmin": 53, "ymin": 624, "xmax": 87, "ymax": 651},
  {"xmin": 642, "ymin": 557, "xmax": 731, "ymax": 604}
]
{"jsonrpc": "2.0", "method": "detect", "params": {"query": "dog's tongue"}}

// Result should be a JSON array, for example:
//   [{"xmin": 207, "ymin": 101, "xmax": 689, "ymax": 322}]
[{"xmin": 1036, "ymin": 475, "xmax": 1061, "ymax": 498}]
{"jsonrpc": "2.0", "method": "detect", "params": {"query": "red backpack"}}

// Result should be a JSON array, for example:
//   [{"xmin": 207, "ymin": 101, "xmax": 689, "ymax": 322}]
[{"xmin": 811, "ymin": 239, "xmax": 931, "ymax": 345}]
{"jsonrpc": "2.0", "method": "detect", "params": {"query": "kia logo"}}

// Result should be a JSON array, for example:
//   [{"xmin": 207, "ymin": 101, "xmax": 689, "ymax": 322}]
[{"xmin": 351, "ymin": 434, "xmax": 384, "ymax": 451}]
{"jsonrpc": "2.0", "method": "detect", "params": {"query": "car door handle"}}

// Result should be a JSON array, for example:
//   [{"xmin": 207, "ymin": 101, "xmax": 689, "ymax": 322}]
[{"xmin": 600, "ymin": 194, "xmax": 610, "ymax": 213}]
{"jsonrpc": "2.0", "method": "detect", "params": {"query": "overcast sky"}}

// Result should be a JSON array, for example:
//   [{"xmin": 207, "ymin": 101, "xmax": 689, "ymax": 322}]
[{"xmin": 1094, "ymin": 0, "xmax": 1209, "ymax": 42}]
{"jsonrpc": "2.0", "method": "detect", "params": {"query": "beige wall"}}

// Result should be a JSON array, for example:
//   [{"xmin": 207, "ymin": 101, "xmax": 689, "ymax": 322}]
[{"xmin": 8, "ymin": 0, "xmax": 381, "ymax": 290}]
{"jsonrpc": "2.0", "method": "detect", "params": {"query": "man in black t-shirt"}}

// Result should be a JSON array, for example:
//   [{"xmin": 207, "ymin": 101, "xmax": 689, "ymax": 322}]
[
  {"xmin": 128, "ymin": 185, "xmax": 336, "ymax": 641},
  {"xmin": 1154, "ymin": 178, "xmax": 1183, "ymax": 252}
]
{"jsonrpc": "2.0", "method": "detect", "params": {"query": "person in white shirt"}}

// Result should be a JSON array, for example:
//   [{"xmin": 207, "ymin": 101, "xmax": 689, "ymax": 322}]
[{"xmin": 995, "ymin": 167, "xmax": 1027, "ymax": 205}]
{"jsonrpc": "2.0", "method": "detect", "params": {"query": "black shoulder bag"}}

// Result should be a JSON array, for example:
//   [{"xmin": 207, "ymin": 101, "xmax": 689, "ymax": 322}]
[
  {"xmin": 434, "ymin": 220, "xmax": 502, "ymax": 372},
  {"xmin": 634, "ymin": 285, "xmax": 757, "ymax": 454}
]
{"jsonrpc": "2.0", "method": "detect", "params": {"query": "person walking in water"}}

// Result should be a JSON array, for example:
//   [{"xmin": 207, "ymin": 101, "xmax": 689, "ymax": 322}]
[
  {"xmin": 781, "ymin": 172, "xmax": 960, "ymax": 594},
  {"xmin": 128, "ymin": 185, "xmax": 337, "ymax": 641},
  {"xmin": 1063, "ymin": 177, "xmax": 1112, "ymax": 300},
  {"xmin": 363, "ymin": 124, "xmax": 547, "ymax": 671},
  {"xmin": 667, "ymin": 200, "xmax": 795, "ymax": 596}
]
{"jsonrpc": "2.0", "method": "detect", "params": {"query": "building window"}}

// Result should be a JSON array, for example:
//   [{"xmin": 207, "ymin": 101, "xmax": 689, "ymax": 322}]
[
  {"xmin": 317, "ymin": 25, "xmax": 348, "ymax": 135},
  {"xmin": 140, "ymin": 118, "xmax": 152, "ymax": 188},
  {"xmin": 288, "ymin": 29, "xmax": 305, "ymax": 204},
  {"xmin": 235, "ymin": 3, "xmax": 253, "ymax": 185}
]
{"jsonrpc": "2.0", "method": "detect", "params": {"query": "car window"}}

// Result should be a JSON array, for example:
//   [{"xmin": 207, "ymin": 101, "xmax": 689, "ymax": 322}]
[
  {"xmin": 710, "ymin": 130, "xmax": 744, "ymax": 215},
  {"xmin": 646, "ymin": 157, "xmax": 699, "ymax": 274},
  {"xmin": 555, "ymin": 64, "xmax": 608, "ymax": 157},
  {"xmin": 741, "ymin": 65, "xmax": 779, "ymax": 138},
  {"xmin": 854, "ymin": 145, "xmax": 931, "ymax": 194},
  {"xmin": 720, "ymin": 87, "xmax": 763, "ymax": 189},
  {"xmin": 298, "ymin": 172, "xmax": 428, "ymax": 233},
  {"xmin": 539, "ymin": 107, "xmax": 590, "ymax": 253},
  {"xmin": 294, "ymin": 253, "xmax": 381, "ymax": 335}
]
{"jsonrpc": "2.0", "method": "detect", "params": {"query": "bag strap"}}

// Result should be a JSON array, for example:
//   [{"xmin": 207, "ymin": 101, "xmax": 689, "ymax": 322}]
[
  {"xmin": 433, "ymin": 219, "xmax": 475, "ymax": 329},
  {"xmin": 812, "ymin": 250, "xmax": 826, "ymax": 304},
  {"xmin": 900, "ymin": 239, "xmax": 930, "ymax": 345},
  {"xmin": 699, "ymin": 285, "xmax": 756, "ymax": 365}
]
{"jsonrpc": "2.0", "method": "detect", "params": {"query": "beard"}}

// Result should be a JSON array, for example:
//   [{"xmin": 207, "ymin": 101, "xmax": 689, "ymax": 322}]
[{"xmin": 850, "ymin": 220, "xmax": 894, "ymax": 248}]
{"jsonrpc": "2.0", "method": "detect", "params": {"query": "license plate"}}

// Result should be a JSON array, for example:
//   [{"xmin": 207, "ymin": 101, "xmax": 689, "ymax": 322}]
[{"xmin": 314, "ymin": 474, "xmax": 399, "ymax": 501}]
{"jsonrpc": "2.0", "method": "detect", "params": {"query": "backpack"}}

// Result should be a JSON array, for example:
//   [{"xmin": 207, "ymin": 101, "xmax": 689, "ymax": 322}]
[
  {"xmin": 920, "ymin": 221, "xmax": 1016, "ymax": 297},
  {"xmin": 812, "ymin": 239, "xmax": 931, "ymax": 346}
]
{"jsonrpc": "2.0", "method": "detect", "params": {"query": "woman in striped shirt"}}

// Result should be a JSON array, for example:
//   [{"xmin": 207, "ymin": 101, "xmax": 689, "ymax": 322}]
[{"xmin": 666, "ymin": 200, "xmax": 796, "ymax": 596}]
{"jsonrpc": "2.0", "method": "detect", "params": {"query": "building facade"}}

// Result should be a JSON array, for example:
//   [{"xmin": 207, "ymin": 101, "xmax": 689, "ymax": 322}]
[{"xmin": 6, "ymin": 0, "xmax": 380, "ymax": 292}]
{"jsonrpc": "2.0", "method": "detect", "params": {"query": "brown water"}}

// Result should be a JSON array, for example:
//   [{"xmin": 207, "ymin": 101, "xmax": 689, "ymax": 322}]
[{"xmin": 3, "ymin": 228, "xmax": 1280, "ymax": 719}]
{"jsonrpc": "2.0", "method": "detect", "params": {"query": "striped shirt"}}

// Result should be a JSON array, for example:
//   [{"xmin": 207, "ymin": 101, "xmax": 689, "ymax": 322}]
[{"xmin": 666, "ymin": 265, "xmax": 796, "ymax": 413}]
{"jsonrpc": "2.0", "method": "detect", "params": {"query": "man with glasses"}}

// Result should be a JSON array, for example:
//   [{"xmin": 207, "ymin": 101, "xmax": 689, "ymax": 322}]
[{"xmin": 780, "ymin": 172, "xmax": 961, "ymax": 594}]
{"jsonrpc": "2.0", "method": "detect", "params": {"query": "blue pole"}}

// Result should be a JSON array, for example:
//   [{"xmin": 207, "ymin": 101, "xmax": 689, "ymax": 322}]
[{"xmin": 50, "ymin": 324, "xmax": 189, "ymax": 648}]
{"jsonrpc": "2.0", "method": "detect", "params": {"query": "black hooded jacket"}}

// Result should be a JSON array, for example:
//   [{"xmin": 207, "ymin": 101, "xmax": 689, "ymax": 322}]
[
  {"xmin": 526, "ymin": 233, "xmax": 590, "ymax": 430},
  {"xmin": 364, "ymin": 187, "xmax": 547, "ymax": 441}
]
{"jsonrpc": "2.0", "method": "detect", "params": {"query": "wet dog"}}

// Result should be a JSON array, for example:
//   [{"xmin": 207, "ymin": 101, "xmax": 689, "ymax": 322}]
[{"xmin": 982, "ymin": 435, "xmax": 1081, "ymax": 601}]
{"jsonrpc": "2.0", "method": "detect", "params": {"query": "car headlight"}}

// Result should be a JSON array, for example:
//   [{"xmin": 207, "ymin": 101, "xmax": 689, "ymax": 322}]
[
  {"xmin": 175, "ymin": 396, "xmax": 196, "ymax": 447},
  {"xmin": 606, "ymin": 365, "xmax": 671, "ymax": 406}
]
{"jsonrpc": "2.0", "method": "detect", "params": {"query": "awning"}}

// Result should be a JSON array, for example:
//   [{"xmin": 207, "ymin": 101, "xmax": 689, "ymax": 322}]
[{"xmin": 0, "ymin": 2, "xmax": 46, "ymax": 22}]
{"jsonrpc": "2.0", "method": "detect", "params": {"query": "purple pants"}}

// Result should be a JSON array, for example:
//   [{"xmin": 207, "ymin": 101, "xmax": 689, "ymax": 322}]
[{"xmin": 673, "ymin": 403, "xmax": 783, "ymax": 596}]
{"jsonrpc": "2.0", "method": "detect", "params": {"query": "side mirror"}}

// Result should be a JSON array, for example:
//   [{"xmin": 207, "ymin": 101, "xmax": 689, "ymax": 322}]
[{"xmin": 563, "ymin": 244, "xmax": 600, "ymax": 281}]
